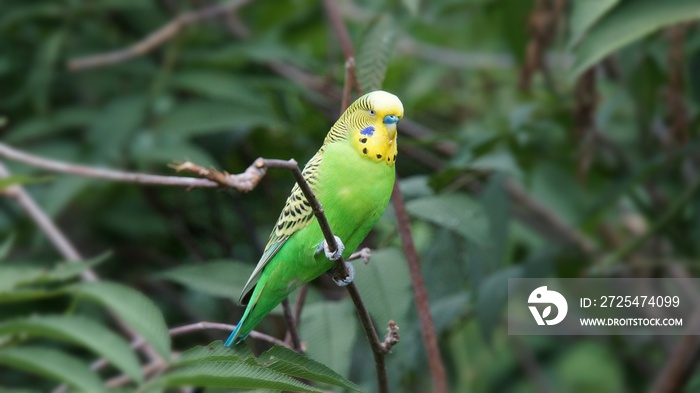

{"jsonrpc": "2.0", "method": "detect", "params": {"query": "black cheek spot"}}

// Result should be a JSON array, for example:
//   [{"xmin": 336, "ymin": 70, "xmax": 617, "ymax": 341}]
[
  {"xmin": 376, "ymin": 154, "xmax": 382, "ymax": 159},
  {"xmin": 362, "ymin": 148, "xmax": 368, "ymax": 154},
  {"xmin": 360, "ymin": 138, "xmax": 367, "ymax": 143},
  {"xmin": 393, "ymin": 154, "xmax": 397, "ymax": 161}
]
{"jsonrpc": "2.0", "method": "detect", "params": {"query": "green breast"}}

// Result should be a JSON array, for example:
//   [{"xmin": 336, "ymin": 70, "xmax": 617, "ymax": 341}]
[{"xmin": 314, "ymin": 141, "xmax": 395, "ymax": 255}]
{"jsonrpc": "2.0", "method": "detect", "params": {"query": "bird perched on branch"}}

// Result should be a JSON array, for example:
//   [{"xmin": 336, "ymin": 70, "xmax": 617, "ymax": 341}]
[{"xmin": 226, "ymin": 90, "xmax": 404, "ymax": 346}]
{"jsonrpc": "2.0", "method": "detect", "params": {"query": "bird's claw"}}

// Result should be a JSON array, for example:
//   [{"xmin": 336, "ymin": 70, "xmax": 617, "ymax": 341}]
[
  {"xmin": 332, "ymin": 262, "xmax": 355, "ymax": 287},
  {"xmin": 315, "ymin": 236, "xmax": 345, "ymax": 261}
]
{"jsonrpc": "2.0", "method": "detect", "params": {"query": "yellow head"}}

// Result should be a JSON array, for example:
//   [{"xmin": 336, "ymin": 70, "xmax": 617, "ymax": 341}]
[{"xmin": 326, "ymin": 90, "xmax": 404, "ymax": 166}]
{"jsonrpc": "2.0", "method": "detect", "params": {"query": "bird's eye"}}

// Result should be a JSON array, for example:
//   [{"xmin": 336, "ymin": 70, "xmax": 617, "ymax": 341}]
[{"xmin": 369, "ymin": 109, "xmax": 376, "ymax": 116}]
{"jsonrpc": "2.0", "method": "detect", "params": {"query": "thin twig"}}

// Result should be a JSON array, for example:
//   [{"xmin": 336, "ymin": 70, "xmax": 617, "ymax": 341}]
[
  {"xmin": 67, "ymin": 0, "xmax": 252, "ymax": 71},
  {"xmin": 391, "ymin": 182, "xmax": 448, "ymax": 393},
  {"xmin": 282, "ymin": 298, "xmax": 303, "ymax": 352},
  {"xmin": 0, "ymin": 142, "xmax": 266, "ymax": 191},
  {"xmin": 293, "ymin": 284, "xmax": 310, "ymax": 326}
]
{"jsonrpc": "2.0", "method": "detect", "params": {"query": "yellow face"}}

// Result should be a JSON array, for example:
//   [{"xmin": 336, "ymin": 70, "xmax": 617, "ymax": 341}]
[{"xmin": 348, "ymin": 91, "xmax": 404, "ymax": 166}]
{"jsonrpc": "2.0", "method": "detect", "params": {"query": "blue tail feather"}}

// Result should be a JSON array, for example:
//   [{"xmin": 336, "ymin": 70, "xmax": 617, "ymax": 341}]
[{"xmin": 224, "ymin": 322, "xmax": 247, "ymax": 347}]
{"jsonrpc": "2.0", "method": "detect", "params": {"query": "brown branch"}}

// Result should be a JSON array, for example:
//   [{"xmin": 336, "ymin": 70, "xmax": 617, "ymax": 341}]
[
  {"xmin": 282, "ymin": 298, "xmax": 303, "ymax": 352},
  {"xmin": 67, "ymin": 0, "xmax": 252, "ymax": 71},
  {"xmin": 391, "ymin": 182, "xmax": 448, "ymax": 393},
  {"xmin": 0, "ymin": 142, "xmax": 267, "ymax": 191}
]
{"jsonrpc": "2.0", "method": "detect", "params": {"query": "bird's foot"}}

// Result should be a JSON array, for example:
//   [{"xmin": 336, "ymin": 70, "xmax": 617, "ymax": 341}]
[
  {"xmin": 315, "ymin": 236, "xmax": 345, "ymax": 261},
  {"xmin": 332, "ymin": 262, "xmax": 355, "ymax": 287}
]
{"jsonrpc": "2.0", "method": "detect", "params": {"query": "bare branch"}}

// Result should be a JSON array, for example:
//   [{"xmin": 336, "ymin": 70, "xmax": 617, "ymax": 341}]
[
  {"xmin": 391, "ymin": 182, "xmax": 448, "ymax": 393},
  {"xmin": 282, "ymin": 298, "xmax": 303, "ymax": 352},
  {"xmin": 67, "ymin": 0, "xmax": 252, "ymax": 71},
  {"xmin": 0, "ymin": 142, "xmax": 269, "ymax": 191}
]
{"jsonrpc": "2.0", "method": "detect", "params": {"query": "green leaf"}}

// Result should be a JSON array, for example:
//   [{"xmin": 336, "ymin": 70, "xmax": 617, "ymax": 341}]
[
  {"xmin": 73, "ymin": 281, "xmax": 171, "ymax": 359},
  {"xmin": 171, "ymin": 71, "xmax": 266, "ymax": 107},
  {"xmin": 406, "ymin": 193, "xmax": 490, "ymax": 245},
  {"xmin": 174, "ymin": 341, "xmax": 251, "ymax": 366},
  {"xmin": 163, "ymin": 360, "xmax": 323, "ymax": 392},
  {"xmin": 154, "ymin": 100, "xmax": 281, "ymax": 138},
  {"xmin": 0, "ymin": 315, "xmax": 142, "ymax": 383},
  {"xmin": 6, "ymin": 107, "xmax": 96, "ymax": 143},
  {"xmin": 356, "ymin": 15, "xmax": 397, "ymax": 92},
  {"xmin": 157, "ymin": 260, "xmax": 252, "ymax": 299},
  {"xmin": 568, "ymin": 0, "xmax": 620, "ymax": 47},
  {"xmin": 300, "ymin": 301, "xmax": 356, "ymax": 379},
  {"xmin": 572, "ymin": 0, "xmax": 700, "ymax": 76},
  {"xmin": 0, "ymin": 253, "xmax": 108, "ymax": 292},
  {"xmin": 258, "ymin": 345, "xmax": 365, "ymax": 392},
  {"xmin": 0, "ymin": 346, "xmax": 104, "ymax": 393}
]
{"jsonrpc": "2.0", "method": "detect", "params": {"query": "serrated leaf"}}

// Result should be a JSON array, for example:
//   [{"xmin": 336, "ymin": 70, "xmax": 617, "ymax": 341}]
[
  {"xmin": 157, "ymin": 260, "xmax": 252, "ymax": 300},
  {"xmin": 572, "ymin": 0, "xmax": 700, "ymax": 76},
  {"xmin": 174, "ymin": 341, "xmax": 251, "ymax": 366},
  {"xmin": 258, "ymin": 345, "xmax": 365, "ymax": 392},
  {"xmin": 0, "ymin": 315, "xmax": 142, "ymax": 383},
  {"xmin": 0, "ymin": 346, "xmax": 104, "ymax": 393},
  {"xmin": 568, "ymin": 0, "xmax": 620, "ymax": 48},
  {"xmin": 155, "ymin": 100, "xmax": 280, "ymax": 138},
  {"xmin": 73, "ymin": 282, "xmax": 171, "ymax": 359},
  {"xmin": 406, "ymin": 193, "xmax": 490, "ymax": 245},
  {"xmin": 163, "ymin": 360, "xmax": 323, "ymax": 392},
  {"xmin": 356, "ymin": 15, "xmax": 396, "ymax": 92},
  {"xmin": 300, "ymin": 301, "xmax": 356, "ymax": 379}
]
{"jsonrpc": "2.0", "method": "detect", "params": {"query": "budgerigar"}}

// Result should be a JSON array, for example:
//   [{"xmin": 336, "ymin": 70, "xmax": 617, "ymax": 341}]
[{"xmin": 225, "ymin": 90, "xmax": 403, "ymax": 346}]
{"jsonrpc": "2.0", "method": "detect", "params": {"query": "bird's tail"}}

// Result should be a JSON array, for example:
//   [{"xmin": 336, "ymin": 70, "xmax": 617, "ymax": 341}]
[
  {"xmin": 224, "ymin": 281, "xmax": 266, "ymax": 347},
  {"xmin": 224, "ymin": 319, "xmax": 247, "ymax": 347}
]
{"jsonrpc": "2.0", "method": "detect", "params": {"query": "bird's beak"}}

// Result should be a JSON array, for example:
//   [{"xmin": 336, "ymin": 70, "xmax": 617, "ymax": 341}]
[{"xmin": 383, "ymin": 115, "xmax": 400, "ymax": 125}]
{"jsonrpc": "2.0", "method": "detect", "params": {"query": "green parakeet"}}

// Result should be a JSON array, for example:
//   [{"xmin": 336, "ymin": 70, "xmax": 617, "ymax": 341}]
[{"xmin": 226, "ymin": 90, "xmax": 404, "ymax": 346}]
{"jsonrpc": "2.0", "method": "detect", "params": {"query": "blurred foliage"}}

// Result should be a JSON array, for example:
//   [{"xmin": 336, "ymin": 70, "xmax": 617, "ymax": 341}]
[{"xmin": 1, "ymin": 0, "xmax": 700, "ymax": 392}]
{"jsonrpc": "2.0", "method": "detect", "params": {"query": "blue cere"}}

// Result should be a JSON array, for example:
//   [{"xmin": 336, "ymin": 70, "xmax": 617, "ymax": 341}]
[
  {"xmin": 360, "ymin": 126, "xmax": 375, "ymax": 136},
  {"xmin": 383, "ymin": 115, "xmax": 399, "ymax": 124}
]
